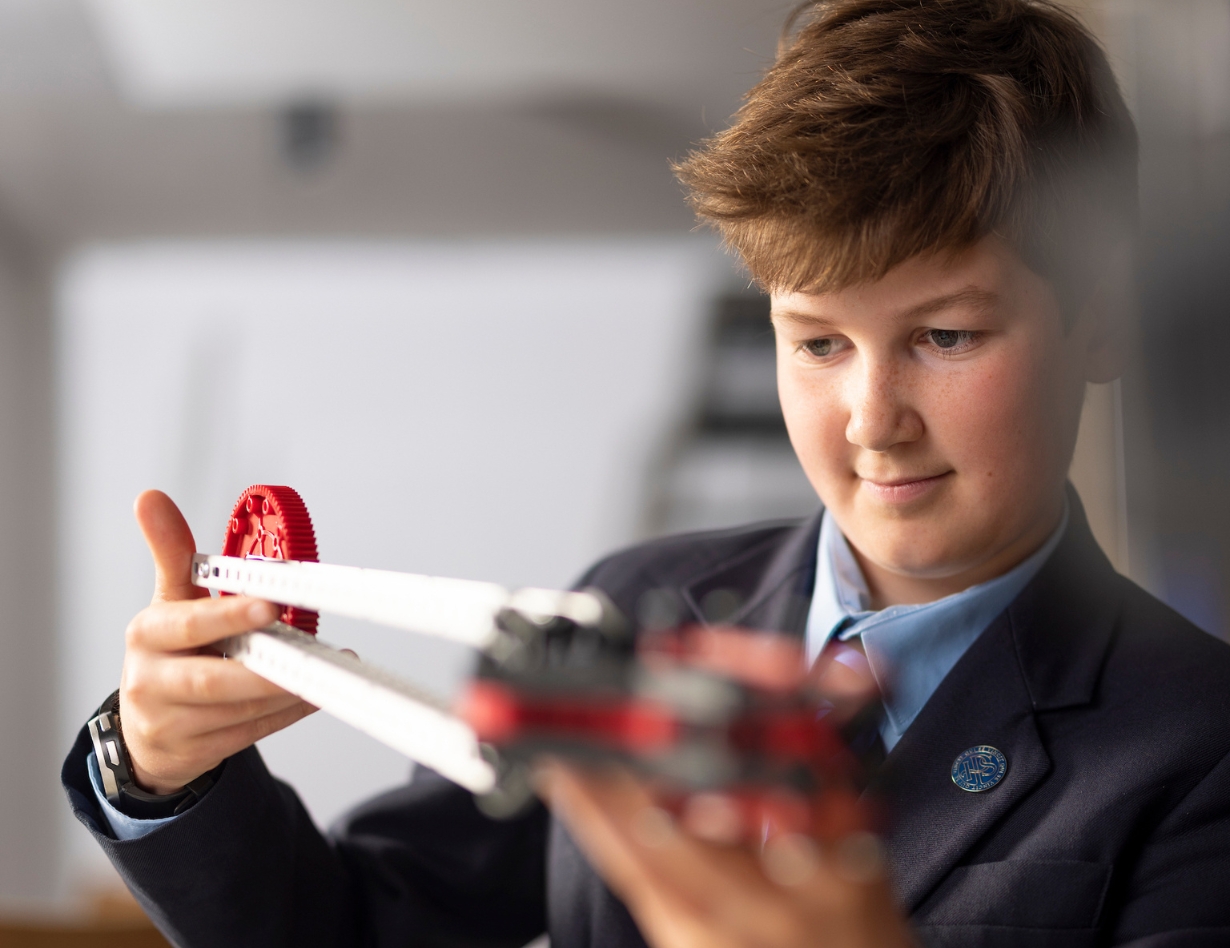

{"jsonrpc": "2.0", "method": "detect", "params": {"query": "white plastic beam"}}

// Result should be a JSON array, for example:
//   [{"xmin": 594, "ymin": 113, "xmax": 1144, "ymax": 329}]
[
  {"xmin": 220, "ymin": 622, "xmax": 495, "ymax": 793},
  {"xmin": 192, "ymin": 553, "xmax": 604, "ymax": 650}
]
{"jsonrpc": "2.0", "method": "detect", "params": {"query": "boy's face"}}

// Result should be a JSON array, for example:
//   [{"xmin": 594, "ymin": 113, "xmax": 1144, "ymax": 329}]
[{"xmin": 772, "ymin": 235, "xmax": 1115, "ymax": 603}]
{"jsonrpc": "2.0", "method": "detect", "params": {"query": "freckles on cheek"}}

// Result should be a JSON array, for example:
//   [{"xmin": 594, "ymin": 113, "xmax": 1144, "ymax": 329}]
[{"xmin": 941, "ymin": 355, "xmax": 1049, "ymax": 486}]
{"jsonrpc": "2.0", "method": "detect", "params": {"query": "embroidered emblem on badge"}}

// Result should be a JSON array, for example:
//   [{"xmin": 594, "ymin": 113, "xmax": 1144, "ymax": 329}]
[{"xmin": 951, "ymin": 745, "xmax": 1008, "ymax": 792}]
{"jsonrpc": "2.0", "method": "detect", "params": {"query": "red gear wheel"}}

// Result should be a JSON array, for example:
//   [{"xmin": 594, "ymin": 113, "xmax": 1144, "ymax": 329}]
[{"xmin": 222, "ymin": 484, "xmax": 319, "ymax": 634}]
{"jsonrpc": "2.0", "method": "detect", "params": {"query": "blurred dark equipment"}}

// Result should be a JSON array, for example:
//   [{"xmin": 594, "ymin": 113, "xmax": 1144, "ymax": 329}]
[
  {"xmin": 647, "ymin": 293, "xmax": 818, "ymax": 535},
  {"xmin": 466, "ymin": 619, "xmax": 858, "ymax": 827},
  {"xmin": 699, "ymin": 295, "xmax": 786, "ymax": 435},
  {"xmin": 280, "ymin": 101, "xmax": 340, "ymax": 171}
]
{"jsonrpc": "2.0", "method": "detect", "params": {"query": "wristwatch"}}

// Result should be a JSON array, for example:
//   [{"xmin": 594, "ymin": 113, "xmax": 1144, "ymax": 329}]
[{"xmin": 87, "ymin": 689, "xmax": 221, "ymax": 818}]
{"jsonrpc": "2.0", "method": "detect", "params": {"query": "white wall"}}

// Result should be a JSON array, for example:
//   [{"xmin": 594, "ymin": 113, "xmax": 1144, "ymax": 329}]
[
  {"xmin": 0, "ymin": 250, "xmax": 59, "ymax": 915},
  {"xmin": 55, "ymin": 238, "xmax": 728, "ymax": 897}
]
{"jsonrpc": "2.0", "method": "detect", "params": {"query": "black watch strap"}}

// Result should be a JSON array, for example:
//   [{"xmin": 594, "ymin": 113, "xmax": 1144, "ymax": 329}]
[{"xmin": 87, "ymin": 689, "xmax": 222, "ymax": 817}]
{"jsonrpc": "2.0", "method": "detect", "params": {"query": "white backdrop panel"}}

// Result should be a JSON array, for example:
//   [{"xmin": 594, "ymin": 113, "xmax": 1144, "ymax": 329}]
[{"xmin": 55, "ymin": 238, "xmax": 724, "ymax": 893}]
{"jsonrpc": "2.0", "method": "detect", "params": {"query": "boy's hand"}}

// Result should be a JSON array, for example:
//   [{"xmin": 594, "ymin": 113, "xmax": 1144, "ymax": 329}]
[
  {"xmin": 117, "ymin": 490, "xmax": 316, "ymax": 795},
  {"xmin": 540, "ymin": 626, "xmax": 917, "ymax": 948},
  {"xmin": 542, "ymin": 764, "xmax": 916, "ymax": 948}
]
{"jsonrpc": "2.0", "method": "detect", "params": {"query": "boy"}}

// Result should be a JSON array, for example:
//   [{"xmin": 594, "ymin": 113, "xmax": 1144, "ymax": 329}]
[{"xmin": 62, "ymin": 1, "xmax": 1230, "ymax": 945}]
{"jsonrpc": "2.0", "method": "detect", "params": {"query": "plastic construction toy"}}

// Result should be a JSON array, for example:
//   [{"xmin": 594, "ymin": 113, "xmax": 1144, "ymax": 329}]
[
  {"xmin": 194, "ymin": 485, "xmax": 859, "ymax": 822},
  {"xmin": 221, "ymin": 485, "xmax": 319, "ymax": 635}
]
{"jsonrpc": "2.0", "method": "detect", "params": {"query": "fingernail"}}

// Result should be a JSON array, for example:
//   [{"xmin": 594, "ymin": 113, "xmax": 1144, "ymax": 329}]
[
  {"xmin": 248, "ymin": 601, "xmax": 276, "ymax": 623},
  {"xmin": 762, "ymin": 833, "xmax": 820, "ymax": 887},
  {"xmin": 834, "ymin": 831, "xmax": 886, "ymax": 884},
  {"xmin": 681, "ymin": 793, "xmax": 745, "ymax": 844}
]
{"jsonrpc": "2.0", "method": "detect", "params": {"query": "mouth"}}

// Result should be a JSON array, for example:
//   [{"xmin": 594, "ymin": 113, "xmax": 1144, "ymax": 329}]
[{"xmin": 858, "ymin": 471, "xmax": 953, "ymax": 505}]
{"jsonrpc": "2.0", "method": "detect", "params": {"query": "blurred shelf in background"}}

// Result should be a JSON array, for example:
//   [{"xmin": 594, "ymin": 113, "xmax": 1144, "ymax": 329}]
[
  {"xmin": 0, "ymin": 888, "xmax": 167, "ymax": 948},
  {"xmin": 647, "ymin": 292, "xmax": 819, "ymax": 536},
  {"xmin": 0, "ymin": 922, "xmax": 168, "ymax": 948}
]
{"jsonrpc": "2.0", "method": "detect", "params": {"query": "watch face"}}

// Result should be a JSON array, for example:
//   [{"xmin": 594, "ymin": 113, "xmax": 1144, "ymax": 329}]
[
  {"xmin": 87, "ymin": 707, "xmax": 129, "ymax": 803},
  {"xmin": 88, "ymin": 689, "xmax": 218, "ymax": 816}
]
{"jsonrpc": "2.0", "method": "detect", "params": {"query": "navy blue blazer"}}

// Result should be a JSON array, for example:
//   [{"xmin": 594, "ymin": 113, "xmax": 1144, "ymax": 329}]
[{"xmin": 63, "ymin": 497, "xmax": 1230, "ymax": 947}]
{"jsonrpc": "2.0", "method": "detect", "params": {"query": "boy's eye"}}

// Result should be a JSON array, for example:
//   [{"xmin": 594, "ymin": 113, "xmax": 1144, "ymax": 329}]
[
  {"xmin": 925, "ymin": 329, "xmax": 977, "ymax": 351},
  {"xmin": 803, "ymin": 338, "xmax": 834, "ymax": 357}
]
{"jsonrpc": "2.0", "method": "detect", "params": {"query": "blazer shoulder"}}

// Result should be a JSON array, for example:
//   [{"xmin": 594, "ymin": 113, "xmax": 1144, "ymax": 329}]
[
  {"xmin": 576, "ymin": 518, "xmax": 806, "ymax": 597},
  {"xmin": 1115, "ymin": 575, "xmax": 1230, "ymax": 655},
  {"xmin": 1107, "ymin": 574, "xmax": 1230, "ymax": 704}
]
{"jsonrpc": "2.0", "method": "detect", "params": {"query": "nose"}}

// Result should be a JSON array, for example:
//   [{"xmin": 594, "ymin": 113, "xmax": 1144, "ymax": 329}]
[{"xmin": 844, "ymin": 354, "xmax": 923, "ymax": 451}]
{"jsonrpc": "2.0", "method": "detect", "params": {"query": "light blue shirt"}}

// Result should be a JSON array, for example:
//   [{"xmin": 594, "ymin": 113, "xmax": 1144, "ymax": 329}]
[
  {"xmin": 806, "ymin": 503, "xmax": 1068, "ymax": 752},
  {"xmin": 87, "ymin": 749, "xmax": 178, "ymax": 840}
]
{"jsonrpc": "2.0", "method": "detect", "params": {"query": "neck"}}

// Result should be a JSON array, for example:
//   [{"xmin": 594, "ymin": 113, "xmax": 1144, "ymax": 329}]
[{"xmin": 851, "ymin": 498, "xmax": 1066, "ymax": 610}]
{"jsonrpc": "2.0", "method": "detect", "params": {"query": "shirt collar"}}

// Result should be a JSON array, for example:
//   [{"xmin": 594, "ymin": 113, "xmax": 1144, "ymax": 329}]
[{"xmin": 805, "ymin": 501, "xmax": 1069, "ymax": 749}]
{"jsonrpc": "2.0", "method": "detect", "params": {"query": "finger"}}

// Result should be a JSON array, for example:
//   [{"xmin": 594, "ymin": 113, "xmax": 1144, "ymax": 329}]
[
  {"xmin": 127, "ymin": 595, "xmax": 279, "ymax": 653},
  {"xmin": 126, "ymin": 653, "xmax": 302, "ymax": 708},
  {"xmin": 542, "ymin": 763, "xmax": 673, "ymax": 901},
  {"xmin": 136, "ymin": 490, "xmax": 210, "ymax": 603},
  {"xmin": 546, "ymin": 765, "xmax": 781, "ymax": 923},
  {"xmin": 182, "ymin": 701, "xmax": 318, "ymax": 762},
  {"xmin": 542, "ymin": 765, "xmax": 745, "ymax": 948},
  {"xmin": 129, "ymin": 701, "xmax": 317, "ymax": 793},
  {"xmin": 809, "ymin": 643, "xmax": 879, "ymax": 702},
  {"xmin": 808, "ymin": 643, "xmax": 882, "ymax": 729},
  {"xmin": 684, "ymin": 626, "xmax": 807, "ymax": 692},
  {"xmin": 154, "ymin": 692, "xmax": 314, "ymax": 742},
  {"xmin": 549, "ymin": 767, "xmax": 805, "ymax": 947},
  {"xmin": 554, "ymin": 767, "xmax": 892, "ymax": 946},
  {"xmin": 122, "ymin": 690, "xmax": 310, "ymax": 756},
  {"xmin": 549, "ymin": 766, "xmax": 910, "ymax": 948}
]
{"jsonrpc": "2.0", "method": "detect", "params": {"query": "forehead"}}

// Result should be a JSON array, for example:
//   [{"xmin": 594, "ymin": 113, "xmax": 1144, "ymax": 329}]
[{"xmin": 769, "ymin": 236, "xmax": 1050, "ymax": 329}]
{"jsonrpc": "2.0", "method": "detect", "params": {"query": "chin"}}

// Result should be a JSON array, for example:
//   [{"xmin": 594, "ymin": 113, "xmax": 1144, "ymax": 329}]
[{"xmin": 856, "ymin": 525, "xmax": 982, "ymax": 580}]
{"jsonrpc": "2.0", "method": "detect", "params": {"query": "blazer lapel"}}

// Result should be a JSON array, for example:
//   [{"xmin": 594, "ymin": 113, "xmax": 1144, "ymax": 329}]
[
  {"xmin": 876, "ymin": 612, "xmax": 1052, "ymax": 911},
  {"xmin": 880, "ymin": 492, "xmax": 1124, "ymax": 911},
  {"xmin": 679, "ymin": 509, "xmax": 823, "ymax": 638}
]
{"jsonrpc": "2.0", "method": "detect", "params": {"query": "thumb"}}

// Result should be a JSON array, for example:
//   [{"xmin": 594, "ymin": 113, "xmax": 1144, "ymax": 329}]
[{"xmin": 134, "ymin": 490, "xmax": 209, "ymax": 604}]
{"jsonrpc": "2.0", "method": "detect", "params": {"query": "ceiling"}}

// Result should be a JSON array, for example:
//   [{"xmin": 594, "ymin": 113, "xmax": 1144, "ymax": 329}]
[
  {"xmin": 0, "ymin": 0, "xmax": 794, "ymax": 255},
  {"xmin": 83, "ymin": 0, "xmax": 790, "ymax": 111},
  {"xmin": 0, "ymin": 1, "xmax": 1115, "ymax": 257}
]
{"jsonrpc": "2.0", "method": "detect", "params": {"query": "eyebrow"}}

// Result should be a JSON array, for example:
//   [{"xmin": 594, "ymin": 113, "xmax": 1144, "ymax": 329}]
[{"xmin": 771, "ymin": 286, "xmax": 1000, "ymax": 328}]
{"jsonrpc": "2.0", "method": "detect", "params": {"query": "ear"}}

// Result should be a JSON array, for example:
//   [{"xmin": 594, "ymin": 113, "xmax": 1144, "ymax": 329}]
[{"xmin": 1078, "ymin": 240, "xmax": 1132, "ymax": 384}]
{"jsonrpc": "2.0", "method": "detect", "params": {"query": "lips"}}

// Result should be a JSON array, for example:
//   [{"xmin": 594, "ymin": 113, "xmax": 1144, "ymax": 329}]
[{"xmin": 858, "ymin": 471, "xmax": 952, "ymax": 505}]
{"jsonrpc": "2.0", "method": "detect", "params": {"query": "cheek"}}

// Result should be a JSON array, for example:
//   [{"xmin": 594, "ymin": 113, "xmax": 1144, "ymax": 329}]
[
  {"xmin": 926, "ymin": 346, "xmax": 1072, "ymax": 490},
  {"xmin": 777, "ymin": 362, "xmax": 850, "ymax": 494}
]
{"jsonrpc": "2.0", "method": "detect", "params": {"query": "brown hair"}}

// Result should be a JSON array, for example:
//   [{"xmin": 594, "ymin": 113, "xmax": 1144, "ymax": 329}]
[{"xmin": 674, "ymin": 0, "xmax": 1138, "ymax": 310}]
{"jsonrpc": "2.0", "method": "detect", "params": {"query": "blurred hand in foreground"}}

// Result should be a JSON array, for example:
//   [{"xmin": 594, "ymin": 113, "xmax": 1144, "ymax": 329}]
[{"xmin": 540, "ymin": 625, "xmax": 917, "ymax": 948}]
